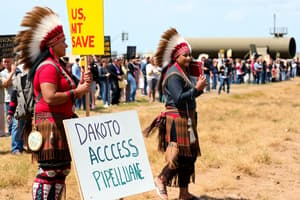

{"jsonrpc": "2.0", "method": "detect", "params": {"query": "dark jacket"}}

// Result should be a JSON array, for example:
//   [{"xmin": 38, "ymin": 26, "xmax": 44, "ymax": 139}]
[
  {"xmin": 164, "ymin": 65, "xmax": 202, "ymax": 110},
  {"xmin": 107, "ymin": 63, "xmax": 123, "ymax": 82}
]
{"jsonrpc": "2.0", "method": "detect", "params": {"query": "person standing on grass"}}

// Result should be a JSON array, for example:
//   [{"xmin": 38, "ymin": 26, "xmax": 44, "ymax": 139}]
[
  {"xmin": 99, "ymin": 58, "xmax": 111, "ymax": 107},
  {"xmin": 141, "ymin": 56, "xmax": 149, "ymax": 96},
  {"xmin": 218, "ymin": 59, "xmax": 231, "ymax": 94},
  {"xmin": 127, "ymin": 57, "xmax": 137, "ymax": 102},
  {"xmin": 6, "ymin": 63, "xmax": 25, "ymax": 155},
  {"xmin": 0, "ymin": 61, "xmax": 7, "ymax": 137},
  {"xmin": 108, "ymin": 57, "xmax": 123, "ymax": 105},
  {"xmin": 89, "ymin": 55, "xmax": 99, "ymax": 110},
  {"xmin": 15, "ymin": 6, "xmax": 91, "ymax": 199},
  {"xmin": 144, "ymin": 28, "xmax": 207, "ymax": 200},
  {"xmin": 146, "ymin": 57, "xmax": 160, "ymax": 102},
  {"xmin": 1, "ymin": 56, "xmax": 23, "ymax": 154}
]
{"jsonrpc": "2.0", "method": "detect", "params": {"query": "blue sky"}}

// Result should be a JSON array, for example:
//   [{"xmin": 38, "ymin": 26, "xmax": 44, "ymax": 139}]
[{"xmin": 1, "ymin": 0, "xmax": 299, "ymax": 55}]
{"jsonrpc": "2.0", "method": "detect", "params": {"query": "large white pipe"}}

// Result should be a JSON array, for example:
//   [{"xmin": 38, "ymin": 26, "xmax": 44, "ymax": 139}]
[{"xmin": 185, "ymin": 37, "xmax": 296, "ymax": 59}]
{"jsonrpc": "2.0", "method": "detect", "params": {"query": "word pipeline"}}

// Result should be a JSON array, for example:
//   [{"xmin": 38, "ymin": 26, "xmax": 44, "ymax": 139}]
[{"xmin": 92, "ymin": 162, "xmax": 144, "ymax": 191}]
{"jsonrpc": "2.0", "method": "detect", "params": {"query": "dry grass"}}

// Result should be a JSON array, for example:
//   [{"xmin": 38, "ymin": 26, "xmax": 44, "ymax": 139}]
[{"xmin": 1, "ymin": 78, "xmax": 300, "ymax": 199}]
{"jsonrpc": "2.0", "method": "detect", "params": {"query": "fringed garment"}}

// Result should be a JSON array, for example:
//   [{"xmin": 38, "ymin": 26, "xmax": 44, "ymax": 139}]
[
  {"xmin": 143, "ymin": 62, "xmax": 203, "ymax": 187},
  {"xmin": 33, "ymin": 112, "xmax": 71, "ymax": 163},
  {"xmin": 144, "ymin": 107, "xmax": 200, "ymax": 157},
  {"xmin": 144, "ymin": 107, "xmax": 200, "ymax": 187}
]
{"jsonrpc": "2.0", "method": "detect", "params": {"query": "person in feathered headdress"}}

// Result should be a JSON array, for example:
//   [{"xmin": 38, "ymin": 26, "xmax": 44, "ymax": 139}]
[
  {"xmin": 15, "ymin": 6, "xmax": 91, "ymax": 199},
  {"xmin": 144, "ymin": 28, "xmax": 207, "ymax": 200}
]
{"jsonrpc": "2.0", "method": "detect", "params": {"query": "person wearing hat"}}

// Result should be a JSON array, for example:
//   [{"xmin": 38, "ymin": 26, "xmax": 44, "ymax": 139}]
[
  {"xmin": 15, "ymin": 7, "xmax": 92, "ymax": 199},
  {"xmin": 144, "ymin": 28, "xmax": 207, "ymax": 200}
]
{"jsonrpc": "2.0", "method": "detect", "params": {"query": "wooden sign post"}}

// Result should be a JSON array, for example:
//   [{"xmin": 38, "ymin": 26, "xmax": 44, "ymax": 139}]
[{"xmin": 66, "ymin": 0, "xmax": 105, "ymax": 116}]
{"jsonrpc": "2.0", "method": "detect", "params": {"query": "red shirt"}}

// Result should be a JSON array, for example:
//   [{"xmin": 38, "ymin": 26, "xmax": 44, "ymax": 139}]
[{"xmin": 33, "ymin": 57, "xmax": 75, "ymax": 118}]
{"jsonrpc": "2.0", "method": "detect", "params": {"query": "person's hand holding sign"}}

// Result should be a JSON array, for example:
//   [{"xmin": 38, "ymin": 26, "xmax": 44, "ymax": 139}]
[{"xmin": 76, "ymin": 67, "xmax": 92, "ymax": 99}]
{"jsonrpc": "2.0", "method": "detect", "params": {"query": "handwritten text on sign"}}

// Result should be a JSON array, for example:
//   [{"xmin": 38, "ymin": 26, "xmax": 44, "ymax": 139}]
[
  {"xmin": 63, "ymin": 111, "xmax": 154, "ymax": 200},
  {"xmin": 66, "ymin": 0, "xmax": 104, "ymax": 55}
]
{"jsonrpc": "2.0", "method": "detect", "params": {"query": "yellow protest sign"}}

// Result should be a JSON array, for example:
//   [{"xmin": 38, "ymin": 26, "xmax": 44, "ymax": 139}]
[{"xmin": 66, "ymin": 0, "xmax": 104, "ymax": 55}]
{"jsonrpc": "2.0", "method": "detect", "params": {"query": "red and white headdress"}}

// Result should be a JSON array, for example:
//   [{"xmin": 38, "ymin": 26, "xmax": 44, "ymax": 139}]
[
  {"xmin": 154, "ymin": 28, "xmax": 191, "ymax": 68},
  {"xmin": 15, "ymin": 6, "xmax": 65, "ymax": 70}
]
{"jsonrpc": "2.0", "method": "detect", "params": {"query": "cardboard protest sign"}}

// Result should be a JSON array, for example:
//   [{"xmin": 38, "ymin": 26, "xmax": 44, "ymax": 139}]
[
  {"xmin": 66, "ymin": 0, "xmax": 104, "ymax": 55},
  {"xmin": 63, "ymin": 110, "xmax": 155, "ymax": 200}
]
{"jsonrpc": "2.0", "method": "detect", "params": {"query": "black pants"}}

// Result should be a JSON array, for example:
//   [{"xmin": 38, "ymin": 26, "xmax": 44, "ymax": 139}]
[{"xmin": 110, "ymin": 80, "xmax": 120, "ymax": 105}]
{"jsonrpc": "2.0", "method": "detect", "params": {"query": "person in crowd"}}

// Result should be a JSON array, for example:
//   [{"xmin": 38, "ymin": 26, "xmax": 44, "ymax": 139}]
[
  {"xmin": 89, "ymin": 55, "xmax": 99, "ymax": 109},
  {"xmin": 250, "ymin": 55, "xmax": 256, "ymax": 84},
  {"xmin": 218, "ymin": 59, "xmax": 231, "ymax": 94},
  {"xmin": 127, "ymin": 57, "xmax": 137, "ymax": 102},
  {"xmin": 121, "ymin": 59, "xmax": 130, "ymax": 102},
  {"xmin": 266, "ymin": 57, "xmax": 273, "ymax": 83},
  {"xmin": 141, "ymin": 56, "xmax": 149, "ymax": 96},
  {"xmin": 116, "ymin": 57, "xmax": 127, "ymax": 103},
  {"xmin": 296, "ymin": 57, "xmax": 300, "ymax": 76},
  {"xmin": 230, "ymin": 58, "xmax": 236, "ymax": 84},
  {"xmin": 291, "ymin": 58, "xmax": 297, "ymax": 78},
  {"xmin": 278, "ymin": 59, "xmax": 287, "ymax": 81},
  {"xmin": 72, "ymin": 57, "xmax": 86, "ymax": 110},
  {"xmin": 0, "ymin": 56, "xmax": 23, "ymax": 154},
  {"xmin": 15, "ymin": 6, "xmax": 91, "ymax": 199},
  {"xmin": 271, "ymin": 63, "xmax": 278, "ymax": 82},
  {"xmin": 98, "ymin": 58, "xmax": 111, "ymax": 108},
  {"xmin": 254, "ymin": 56, "xmax": 263, "ymax": 84},
  {"xmin": 244, "ymin": 59, "xmax": 251, "ymax": 83},
  {"xmin": 211, "ymin": 58, "xmax": 219, "ymax": 89},
  {"xmin": 202, "ymin": 57, "xmax": 211, "ymax": 92},
  {"xmin": 144, "ymin": 28, "xmax": 207, "ymax": 200},
  {"xmin": 108, "ymin": 57, "xmax": 123, "ymax": 105},
  {"xmin": 262, "ymin": 60, "xmax": 267, "ymax": 84},
  {"xmin": 72, "ymin": 58, "xmax": 81, "ymax": 85},
  {"xmin": 146, "ymin": 57, "xmax": 160, "ymax": 102},
  {"xmin": 235, "ymin": 58, "xmax": 243, "ymax": 84},
  {"xmin": 134, "ymin": 56, "xmax": 142, "ymax": 94},
  {"xmin": 94, "ymin": 55, "xmax": 103, "ymax": 100},
  {"xmin": 6, "ymin": 62, "xmax": 25, "ymax": 155},
  {"xmin": 0, "ymin": 60, "xmax": 7, "ymax": 137}
]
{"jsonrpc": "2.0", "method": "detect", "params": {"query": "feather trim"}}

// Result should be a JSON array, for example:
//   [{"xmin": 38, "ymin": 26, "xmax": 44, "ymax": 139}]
[
  {"xmin": 15, "ymin": 7, "xmax": 62, "ymax": 70},
  {"xmin": 154, "ymin": 28, "xmax": 191, "ymax": 68}
]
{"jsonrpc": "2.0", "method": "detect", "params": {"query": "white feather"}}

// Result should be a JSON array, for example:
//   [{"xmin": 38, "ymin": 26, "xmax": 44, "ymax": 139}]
[
  {"xmin": 29, "ymin": 14, "xmax": 62, "ymax": 63},
  {"xmin": 161, "ymin": 34, "xmax": 191, "ymax": 67}
]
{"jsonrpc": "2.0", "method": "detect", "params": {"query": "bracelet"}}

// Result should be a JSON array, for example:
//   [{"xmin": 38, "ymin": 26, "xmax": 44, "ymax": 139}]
[
  {"xmin": 66, "ymin": 89, "xmax": 75, "ymax": 102},
  {"xmin": 70, "ymin": 89, "xmax": 75, "ymax": 102},
  {"xmin": 66, "ymin": 90, "xmax": 71, "ymax": 100}
]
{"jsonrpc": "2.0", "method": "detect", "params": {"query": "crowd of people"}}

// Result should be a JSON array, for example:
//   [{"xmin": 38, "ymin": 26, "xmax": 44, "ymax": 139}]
[
  {"xmin": 201, "ymin": 55, "xmax": 300, "ymax": 94},
  {"xmin": 67, "ymin": 54, "xmax": 164, "ymax": 111},
  {"xmin": 61, "ymin": 52, "xmax": 300, "ymax": 111}
]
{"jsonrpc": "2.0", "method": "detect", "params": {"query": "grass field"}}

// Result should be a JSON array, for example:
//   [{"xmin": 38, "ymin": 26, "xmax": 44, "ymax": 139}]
[{"xmin": 1, "ymin": 78, "xmax": 300, "ymax": 200}]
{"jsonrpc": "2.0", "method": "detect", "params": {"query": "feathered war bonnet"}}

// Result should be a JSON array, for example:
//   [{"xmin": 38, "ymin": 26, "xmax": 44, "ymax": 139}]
[
  {"xmin": 154, "ymin": 27, "xmax": 191, "ymax": 68},
  {"xmin": 155, "ymin": 28, "xmax": 191, "ymax": 93},
  {"xmin": 15, "ymin": 6, "xmax": 65, "ymax": 70}
]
